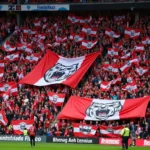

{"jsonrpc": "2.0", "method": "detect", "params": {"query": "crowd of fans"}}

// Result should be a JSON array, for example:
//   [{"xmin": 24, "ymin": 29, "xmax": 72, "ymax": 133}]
[
  {"xmin": 0, "ymin": 15, "xmax": 16, "ymax": 46},
  {"xmin": 0, "ymin": 11, "xmax": 149, "ymax": 139}
]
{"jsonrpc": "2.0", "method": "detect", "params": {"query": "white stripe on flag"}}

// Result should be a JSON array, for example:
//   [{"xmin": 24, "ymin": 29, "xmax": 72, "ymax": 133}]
[
  {"xmin": 34, "ymin": 56, "xmax": 85, "ymax": 86},
  {"xmin": 100, "ymin": 129, "xmax": 122, "ymax": 135},
  {"xmin": 74, "ymin": 127, "xmax": 96, "ymax": 135},
  {"xmin": 13, "ymin": 124, "xmax": 32, "ymax": 130},
  {"xmin": 49, "ymin": 96, "xmax": 64, "ymax": 103},
  {"xmin": 85, "ymin": 99, "xmax": 125, "ymax": 121}
]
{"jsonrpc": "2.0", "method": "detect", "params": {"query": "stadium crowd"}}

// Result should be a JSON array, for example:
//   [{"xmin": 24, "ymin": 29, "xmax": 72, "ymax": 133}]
[{"xmin": 0, "ymin": 11, "xmax": 150, "ymax": 139}]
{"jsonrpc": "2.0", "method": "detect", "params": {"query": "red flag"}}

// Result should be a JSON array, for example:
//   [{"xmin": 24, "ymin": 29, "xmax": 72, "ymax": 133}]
[
  {"xmin": 120, "ymin": 58, "xmax": 139, "ymax": 73},
  {"xmin": 100, "ymin": 125, "xmax": 123, "ymax": 138},
  {"xmin": 124, "ymin": 28, "xmax": 140, "ymax": 39},
  {"xmin": 121, "ymin": 53, "xmax": 131, "ymax": 60},
  {"xmin": 134, "ymin": 44, "xmax": 145, "ymax": 53},
  {"xmin": 17, "ymin": 43, "xmax": 32, "ymax": 54},
  {"xmin": 81, "ymin": 26, "xmax": 97, "ymax": 36},
  {"xmin": 48, "ymin": 91, "xmax": 66, "ymax": 107},
  {"xmin": 80, "ymin": 15, "xmax": 92, "ymax": 24},
  {"xmin": 0, "ymin": 60, "xmax": 4, "ymax": 69},
  {"xmin": 25, "ymin": 53, "xmax": 40, "ymax": 63},
  {"xmin": 73, "ymin": 123, "xmax": 98, "ymax": 137},
  {"xmin": 107, "ymin": 48, "xmax": 119, "ymax": 58},
  {"xmin": 12, "ymin": 120, "xmax": 34, "ymax": 135},
  {"xmin": 2, "ymin": 40, "xmax": 16, "ymax": 52},
  {"xmin": 135, "ymin": 66, "xmax": 149, "ymax": 76},
  {"xmin": 69, "ymin": 34, "xmax": 84, "ymax": 43},
  {"xmin": 57, "ymin": 96, "xmax": 150, "ymax": 121},
  {"xmin": 100, "ymin": 81, "xmax": 112, "ymax": 91},
  {"xmin": 142, "ymin": 37, "xmax": 150, "ymax": 45},
  {"xmin": 101, "ymin": 64, "xmax": 119, "ymax": 74},
  {"xmin": 68, "ymin": 14, "xmax": 80, "ymax": 24},
  {"xmin": 81, "ymin": 40, "xmax": 97, "ymax": 50},
  {"xmin": 0, "ymin": 68, "xmax": 4, "ymax": 81},
  {"xmin": 4, "ymin": 52, "xmax": 20, "ymax": 62},
  {"xmin": 111, "ymin": 76, "xmax": 121, "ymax": 85},
  {"xmin": 19, "ymin": 50, "xmax": 99, "ymax": 88},
  {"xmin": 33, "ymin": 20, "xmax": 41, "ymax": 28},
  {"xmin": 0, "ymin": 110, "xmax": 8, "ymax": 126},
  {"xmin": 105, "ymin": 28, "xmax": 120, "ymax": 38},
  {"xmin": 122, "ymin": 81, "xmax": 138, "ymax": 92}
]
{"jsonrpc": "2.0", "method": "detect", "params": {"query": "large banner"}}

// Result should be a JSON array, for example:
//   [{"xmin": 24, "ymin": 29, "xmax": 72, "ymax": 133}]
[
  {"xmin": 73, "ymin": 123, "xmax": 98, "ymax": 137},
  {"xmin": 57, "ymin": 96, "xmax": 150, "ymax": 121},
  {"xmin": 100, "ymin": 125, "xmax": 123, "ymax": 138},
  {"xmin": 11, "ymin": 120, "xmax": 34, "ymax": 135},
  {"xmin": 19, "ymin": 50, "xmax": 99, "ymax": 88}
]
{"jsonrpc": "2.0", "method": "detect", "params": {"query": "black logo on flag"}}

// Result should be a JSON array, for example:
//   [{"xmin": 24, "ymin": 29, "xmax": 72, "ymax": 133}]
[
  {"xmin": 19, "ymin": 122, "xmax": 27, "ymax": 131},
  {"xmin": 52, "ymin": 95, "xmax": 59, "ymax": 103},
  {"xmin": 130, "ymin": 30, "xmax": 135, "ymax": 37},
  {"xmin": 79, "ymin": 125, "xmax": 92, "ymax": 134},
  {"xmin": 74, "ymin": 35, "xmax": 79, "ymax": 42},
  {"xmin": 44, "ymin": 63, "xmax": 79, "ymax": 83},
  {"xmin": 86, "ymin": 102, "xmax": 122, "ymax": 120},
  {"xmin": 4, "ymin": 84, "xmax": 9, "ymax": 92}
]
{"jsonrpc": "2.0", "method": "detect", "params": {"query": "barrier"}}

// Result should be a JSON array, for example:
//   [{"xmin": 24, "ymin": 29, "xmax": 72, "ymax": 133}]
[
  {"xmin": 0, "ymin": 135, "xmax": 46, "ymax": 142},
  {"xmin": 46, "ymin": 136, "xmax": 99, "ymax": 144}
]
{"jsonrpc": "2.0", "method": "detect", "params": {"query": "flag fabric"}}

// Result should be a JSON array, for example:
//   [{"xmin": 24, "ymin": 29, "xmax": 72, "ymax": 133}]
[
  {"xmin": 122, "ymin": 81, "xmax": 137, "ymax": 92},
  {"xmin": 100, "ymin": 125, "xmax": 123, "ymax": 138},
  {"xmin": 121, "ymin": 53, "xmax": 131, "ymax": 60},
  {"xmin": 33, "ymin": 20, "xmax": 41, "ymax": 28},
  {"xmin": 4, "ymin": 52, "xmax": 20, "ymax": 62},
  {"xmin": 120, "ymin": 58, "xmax": 139, "ymax": 73},
  {"xmin": 81, "ymin": 26, "xmax": 97, "ymax": 36},
  {"xmin": 17, "ymin": 43, "xmax": 32, "ymax": 53},
  {"xmin": 81, "ymin": 40, "xmax": 97, "ymax": 50},
  {"xmin": 19, "ymin": 50, "xmax": 99, "ymax": 88},
  {"xmin": 0, "ymin": 60, "xmax": 4, "ymax": 69},
  {"xmin": 101, "ymin": 64, "xmax": 119, "ymax": 74},
  {"xmin": 73, "ymin": 123, "xmax": 98, "ymax": 137},
  {"xmin": 48, "ymin": 91, "xmax": 66, "ymax": 107},
  {"xmin": 111, "ymin": 76, "xmax": 121, "ymax": 85},
  {"xmin": 70, "ymin": 34, "xmax": 84, "ymax": 43},
  {"xmin": 80, "ymin": 15, "xmax": 92, "ymax": 24},
  {"xmin": 0, "ymin": 68, "xmax": 4, "ymax": 81},
  {"xmin": 25, "ymin": 53, "xmax": 39, "ymax": 63},
  {"xmin": 0, "ymin": 110, "xmax": 8, "ymax": 126},
  {"xmin": 107, "ymin": 48, "xmax": 119, "ymax": 58},
  {"xmin": 134, "ymin": 44, "xmax": 145, "ymax": 53},
  {"xmin": 0, "ymin": 82, "xmax": 17, "ymax": 93},
  {"xmin": 11, "ymin": 120, "xmax": 34, "ymax": 135},
  {"xmin": 57, "ymin": 96, "xmax": 150, "ymax": 121},
  {"xmin": 100, "ymin": 81, "xmax": 112, "ymax": 91},
  {"xmin": 124, "ymin": 28, "xmax": 140, "ymax": 39},
  {"xmin": 2, "ymin": 41, "xmax": 16, "ymax": 52},
  {"xmin": 135, "ymin": 66, "xmax": 149, "ymax": 76},
  {"xmin": 105, "ymin": 28, "xmax": 120, "ymax": 38},
  {"xmin": 68, "ymin": 14, "xmax": 80, "ymax": 24},
  {"xmin": 142, "ymin": 37, "xmax": 150, "ymax": 45},
  {"xmin": 37, "ymin": 41, "xmax": 45, "ymax": 51}
]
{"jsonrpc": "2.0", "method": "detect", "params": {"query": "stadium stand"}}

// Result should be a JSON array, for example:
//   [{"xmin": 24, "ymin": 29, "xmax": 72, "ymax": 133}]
[{"xmin": 0, "ymin": 5, "xmax": 150, "ymax": 138}]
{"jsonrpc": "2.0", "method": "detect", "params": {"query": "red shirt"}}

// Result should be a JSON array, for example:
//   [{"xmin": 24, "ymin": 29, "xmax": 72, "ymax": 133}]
[{"xmin": 28, "ymin": 126, "xmax": 36, "ymax": 136}]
